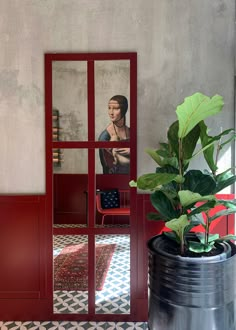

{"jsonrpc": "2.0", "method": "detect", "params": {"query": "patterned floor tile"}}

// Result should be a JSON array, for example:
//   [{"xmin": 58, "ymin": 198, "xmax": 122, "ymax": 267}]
[
  {"xmin": 0, "ymin": 322, "xmax": 148, "ymax": 330},
  {"xmin": 53, "ymin": 235, "xmax": 130, "ymax": 315}
]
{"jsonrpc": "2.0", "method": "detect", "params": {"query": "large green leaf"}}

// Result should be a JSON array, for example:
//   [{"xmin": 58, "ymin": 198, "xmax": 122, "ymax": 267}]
[
  {"xmin": 147, "ymin": 212, "xmax": 166, "ymax": 221},
  {"xmin": 176, "ymin": 93, "xmax": 224, "ymax": 139},
  {"xmin": 197, "ymin": 128, "xmax": 235, "ymax": 172},
  {"xmin": 168, "ymin": 121, "xmax": 200, "ymax": 167},
  {"xmin": 167, "ymin": 121, "xmax": 179, "ymax": 157},
  {"xmin": 213, "ymin": 169, "xmax": 236, "ymax": 193},
  {"xmin": 196, "ymin": 232, "xmax": 219, "ymax": 243},
  {"xmin": 210, "ymin": 128, "xmax": 235, "ymax": 144},
  {"xmin": 188, "ymin": 200, "xmax": 217, "ymax": 216},
  {"xmin": 150, "ymin": 190, "xmax": 180, "ymax": 220},
  {"xmin": 145, "ymin": 148, "xmax": 165, "ymax": 167},
  {"xmin": 136, "ymin": 173, "xmax": 178, "ymax": 190},
  {"xmin": 219, "ymin": 130, "xmax": 236, "ymax": 149},
  {"xmin": 178, "ymin": 190, "xmax": 216, "ymax": 208},
  {"xmin": 159, "ymin": 142, "xmax": 169, "ymax": 150},
  {"xmin": 183, "ymin": 170, "xmax": 216, "ymax": 195},
  {"xmin": 217, "ymin": 235, "xmax": 236, "ymax": 242},
  {"xmin": 182, "ymin": 125, "xmax": 201, "ymax": 161},
  {"xmin": 156, "ymin": 149, "xmax": 170, "ymax": 158},
  {"xmin": 184, "ymin": 214, "xmax": 203, "ymax": 233},
  {"xmin": 155, "ymin": 147, "xmax": 179, "ymax": 169},
  {"xmin": 199, "ymin": 121, "xmax": 217, "ymax": 172},
  {"xmin": 189, "ymin": 213, "xmax": 206, "ymax": 227},
  {"xmin": 165, "ymin": 215, "xmax": 189, "ymax": 240},
  {"xmin": 209, "ymin": 209, "xmax": 236, "ymax": 222},
  {"xmin": 163, "ymin": 156, "xmax": 179, "ymax": 169},
  {"xmin": 155, "ymin": 166, "xmax": 179, "ymax": 197},
  {"xmin": 156, "ymin": 165, "xmax": 179, "ymax": 175},
  {"xmin": 129, "ymin": 180, "xmax": 137, "ymax": 187},
  {"xmin": 188, "ymin": 240, "xmax": 215, "ymax": 253},
  {"xmin": 216, "ymin": 199, "xmax": 236, "ymax": 209}
]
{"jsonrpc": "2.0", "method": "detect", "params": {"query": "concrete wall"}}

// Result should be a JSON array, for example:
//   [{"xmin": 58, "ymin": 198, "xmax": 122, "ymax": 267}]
[{"xmin": 0, "ymin": 0, "xmax": 234, "ymax": 193}]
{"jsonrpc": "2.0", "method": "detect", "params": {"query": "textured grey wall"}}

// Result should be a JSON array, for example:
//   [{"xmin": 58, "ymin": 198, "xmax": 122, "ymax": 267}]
[{"xmin": 0, "ymin": 0, "xmax": 234, "ymax": 193}]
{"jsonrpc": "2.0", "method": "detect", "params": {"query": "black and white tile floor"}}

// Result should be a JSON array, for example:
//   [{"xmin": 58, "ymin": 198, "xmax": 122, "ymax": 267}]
[
  {"xmin": 53, "ymin": 234, "xmax": 130, "ymax": 314},
  {"xmin": 0, "ymin": 321, "xmax": 148, "ymax": 329}
]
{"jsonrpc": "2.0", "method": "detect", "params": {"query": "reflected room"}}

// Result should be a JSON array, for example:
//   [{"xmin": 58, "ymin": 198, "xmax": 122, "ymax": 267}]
[{"xmin": 52, "ymin": 58, "xmax": 132, "ymax": 315}]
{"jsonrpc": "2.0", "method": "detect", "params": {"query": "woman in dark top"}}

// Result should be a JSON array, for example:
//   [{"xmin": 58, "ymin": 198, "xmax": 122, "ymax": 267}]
[{"xmin": 98, "ymin": 95, "xmax": 130, "ymax": 174}]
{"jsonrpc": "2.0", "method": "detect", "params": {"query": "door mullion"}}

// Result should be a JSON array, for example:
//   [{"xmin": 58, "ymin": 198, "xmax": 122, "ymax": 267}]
[{"xmin": 87, "ymin": 148, "xmax": 96, "ymax": 314}]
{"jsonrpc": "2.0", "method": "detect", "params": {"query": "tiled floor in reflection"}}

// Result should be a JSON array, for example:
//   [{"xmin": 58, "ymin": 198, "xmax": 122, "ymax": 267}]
[
  {"xmin": 53, "ymin": 234, "xmax": 130, "ymax": 314},
  {"xmin": 0, "ymin": 321, "xmax": 148, "ymax": 329}
]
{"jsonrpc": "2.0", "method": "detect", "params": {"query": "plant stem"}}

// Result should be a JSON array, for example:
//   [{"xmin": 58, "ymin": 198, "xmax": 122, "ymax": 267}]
[
  {"xmin": 205, "ymin": 212, "xmax": 210, "ymax": 245},
  {"xmin": 214, "ymin": 134, "xmax": 222, "ymax": 175},
  {"xmin": 178, "ymin": 138, "xmax": 183, "ymax": 178},
  {"xmin": 178, "ymin": 138, "xmax": 183, "ymax": 214}
]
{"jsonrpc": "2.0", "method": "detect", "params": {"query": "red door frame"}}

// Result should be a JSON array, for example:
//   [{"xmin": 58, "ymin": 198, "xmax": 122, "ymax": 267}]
[{"xmin": 45, "ymin": 53, "xmax": 141, "ymax": 321}]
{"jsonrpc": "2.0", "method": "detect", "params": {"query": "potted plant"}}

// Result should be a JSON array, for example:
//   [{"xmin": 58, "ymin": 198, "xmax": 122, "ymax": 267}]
[{"xmin": 130, "ymin": 92, "xmax": 236, "ymax": 330}]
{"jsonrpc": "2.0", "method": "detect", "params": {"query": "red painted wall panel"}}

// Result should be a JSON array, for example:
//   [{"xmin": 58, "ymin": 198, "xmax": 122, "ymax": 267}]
[{"xmin": 0, "ymin": 196, "xmax": 52, "ymax": 319}]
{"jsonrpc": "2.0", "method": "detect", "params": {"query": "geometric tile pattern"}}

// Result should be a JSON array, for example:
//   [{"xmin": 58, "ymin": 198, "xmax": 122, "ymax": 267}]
[
  {"xmin": 54, "ymin": 224, "xmax": 130, "ymax": 228},
  {"xmin": 53, "ymin": 234, "xmax": 130, "ymax": 315},
  {"xmin": 0, "ymin": 321, "xmax": 148, "ymax": 329},
  {"xmin": 95, "ymin": 235, "xmax": 130, "ymax": 314},
  {"xmin": 54, "ymin": 224, "xmax": 87, "ymax": 228}
]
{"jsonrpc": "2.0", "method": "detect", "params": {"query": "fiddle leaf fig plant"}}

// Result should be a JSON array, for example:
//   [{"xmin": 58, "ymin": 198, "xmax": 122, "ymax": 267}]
[{"xmin": 130, "ymin": 92, "xmax": 236, "ymax": 256}]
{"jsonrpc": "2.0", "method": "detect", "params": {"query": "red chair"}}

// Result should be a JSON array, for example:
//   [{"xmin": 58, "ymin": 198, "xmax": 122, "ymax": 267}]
[{"xmin": 96, "ymin": 189, "xmax": 130, "ymax": 225}]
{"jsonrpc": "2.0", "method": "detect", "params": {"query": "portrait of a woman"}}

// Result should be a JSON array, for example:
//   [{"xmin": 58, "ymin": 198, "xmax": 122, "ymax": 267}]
[{"xmin": 98, "ymin": 95, "xmax": 130, "ymax": 174}]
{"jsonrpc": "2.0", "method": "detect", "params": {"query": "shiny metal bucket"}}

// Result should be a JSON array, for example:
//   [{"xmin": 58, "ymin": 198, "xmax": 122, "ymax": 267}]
[{"xmin": 148, "ymin": 235, "xmax": 236, "ymax": 330}]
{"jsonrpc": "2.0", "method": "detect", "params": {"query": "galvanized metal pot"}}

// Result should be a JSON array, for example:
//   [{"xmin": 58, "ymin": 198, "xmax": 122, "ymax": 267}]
[{"xmin": 148, "ymin": 234, "xmax": 236, "ymax": 330}]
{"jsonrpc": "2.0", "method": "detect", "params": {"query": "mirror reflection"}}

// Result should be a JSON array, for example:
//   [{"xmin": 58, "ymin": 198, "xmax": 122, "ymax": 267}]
[
  {"xmin": 53, "ymin": 235, "xmax": 88, "ymax": 314},
  {"xmin": 52, "ymin": 61, "xmax": 88, "ymax": 141},
  {"xmin": 53, "ymin": 234, "xmax": 130, "ymax": 315},
  {"xmin": 98, "ymin": 95, "xmax": 130, "ymax": 175},
  {"xmin": 51, "ymin": 57, "xmax": 133, "ymax": 316},
  {"xmin": 95, "ymin": 60, "xmax": 130, "ymax": 174},
  {"xmin": 53, "ymin": 149, "xmax": 88, "ymax": 228},
  {"xmin": 95, "ymin": 149, "xmax": 130, "ymax": 228},
  {"xmin": 95, "ymin": 234, "xmax": 130, "ymax": 314},
  {"xmin": 95, "ymin": 60, "xmax": 130, "ymax": 141}
]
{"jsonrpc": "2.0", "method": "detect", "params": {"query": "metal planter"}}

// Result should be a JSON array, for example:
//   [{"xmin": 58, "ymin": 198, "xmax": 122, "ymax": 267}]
[{"xmin": 148, "ymin": 234, "xmax": 236, "ymax": 330}]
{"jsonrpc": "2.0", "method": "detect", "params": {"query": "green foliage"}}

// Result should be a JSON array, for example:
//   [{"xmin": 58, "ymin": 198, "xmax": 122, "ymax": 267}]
[
  {"xmin": 150, "ymin": 191, "xmax": 180, "ymax": 220},
  {"xmin": 183, "ymin": 170, "xmax": 216, "ymax": 195},
  {"xmin": 176, "ymin": 93, "xmax": 224, "ymax": 138},
  {"xmin": 165, "ymin": 215, "xmax": 190, "ymax": 254},
  {"xmin": 130, "ymin": 92, "xmax": 236, "ymax": 255}
]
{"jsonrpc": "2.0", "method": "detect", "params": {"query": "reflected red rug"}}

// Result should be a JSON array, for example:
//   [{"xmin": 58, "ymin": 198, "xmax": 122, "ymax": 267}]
[{"xmin": 54, "ymin": 243, "xmax": 116, "ymax": 291}]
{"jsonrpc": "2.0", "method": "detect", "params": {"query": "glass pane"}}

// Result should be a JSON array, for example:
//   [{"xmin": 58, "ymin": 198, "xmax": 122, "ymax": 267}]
[
  {"xmin": 95, "ymin": 60, "xmax": 130, "ymax": 143},
  {"xmin": 95, "ymin": 149, "xmax": 130, "ymax": 228},
  {"xmin": 95, "ymin": 234, "xmax": 130, "ymax": 314},
  {"xmin": 52, "ymin": 61, "xmax": 88, "ymax": 141},
  {"xmin": 53, "ymin": 149, "xmax": 88, "ymax": 228},
  {"xmin": 53, "ymin": 235, "xmax": 88, "ymax": 314},
  {"xmin": 96, "ymin": 134, "xmax": 130, "ymax": 176}
]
